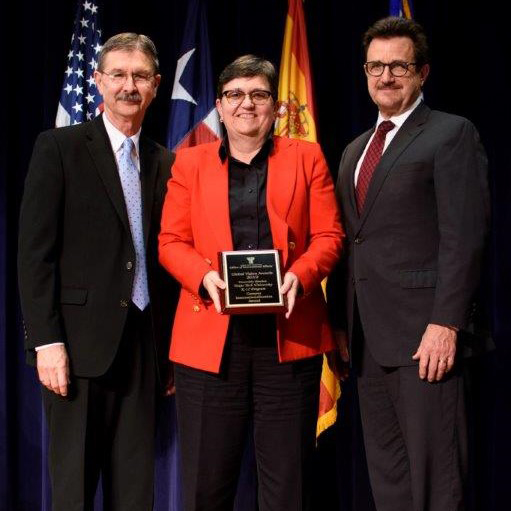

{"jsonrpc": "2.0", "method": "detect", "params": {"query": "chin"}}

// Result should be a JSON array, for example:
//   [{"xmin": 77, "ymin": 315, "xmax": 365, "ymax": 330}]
[
  {"xmin": 376, "ymin": 97, "xmax": 401, "ymax": 111},
  {"xmin": 119, "ymin": 107, "xmax": 141, "ymax": 116}
]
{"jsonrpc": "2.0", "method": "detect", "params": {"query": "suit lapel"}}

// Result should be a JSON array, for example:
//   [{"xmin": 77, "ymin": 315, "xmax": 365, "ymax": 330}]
[
  {"xmin": 356, "ymin": 103, "xmax": 430, "ymax": 233},
  {"xmin": 343, "ymin": 130, "xmax": 372, "ymax": 216},
  {"xmin": 266, "ymin": 137, "xmax": 295, "ymax": 265},
  {"xmin": 201, "ymin": 142, "xmax": 233, "ymax": 251},
  {"xmin": 139, "ymin": 137, "xmax": 159, "ymax": 246},
  {"xmin": 85, "ymin": 116, "xmax": 131, "ymax": 236},
  {"xmin": 266, "ymin": 137, "xmax": 295, "ymax": 220}
]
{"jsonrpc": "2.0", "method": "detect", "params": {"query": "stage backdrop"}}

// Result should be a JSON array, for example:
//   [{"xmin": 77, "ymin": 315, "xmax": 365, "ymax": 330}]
[{"xmin": 1, "ymin": 1, "xmax": 510, "ymax": 510}]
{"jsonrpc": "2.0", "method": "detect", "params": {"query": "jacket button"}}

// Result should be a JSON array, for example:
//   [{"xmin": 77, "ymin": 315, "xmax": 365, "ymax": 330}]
[
  {"xmin": 193, "ymin": 305, "xmax": 201, "ymax": 312},
  {"xmin": 126, "ymin": 261, "xmax": 133, "ymax": 270},
  {"xmin": 354, "ymin": 237, "xmax": 364, "ymax": 244},
  {"xmin": 120, "ymin": 299, "xmax": 129, "ymax": 307},
  {"xmin": 288, "ymin": 241, "xmax": 296, "ymax": 250}
]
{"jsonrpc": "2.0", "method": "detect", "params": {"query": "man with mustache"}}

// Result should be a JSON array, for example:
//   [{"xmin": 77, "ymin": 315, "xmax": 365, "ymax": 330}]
[
  {"xmin": 327, "ymin": 17, "xmax": 489, "ymax": 511},
  {"xmin": 18, "ymin": 33, "xmax": 177, "ymax": 510}
]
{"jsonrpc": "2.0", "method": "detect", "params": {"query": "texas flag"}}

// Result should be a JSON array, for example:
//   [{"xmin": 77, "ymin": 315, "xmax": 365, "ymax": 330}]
[{"xmin": 166, "ymin": 0, "xmax": 221, "ymax": 150}]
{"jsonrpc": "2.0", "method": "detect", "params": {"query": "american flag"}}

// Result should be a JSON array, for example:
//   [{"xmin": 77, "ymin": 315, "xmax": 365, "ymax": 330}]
[{"xmin": 55, "ymin": 1, "xmax": 103, "ymax": 127}]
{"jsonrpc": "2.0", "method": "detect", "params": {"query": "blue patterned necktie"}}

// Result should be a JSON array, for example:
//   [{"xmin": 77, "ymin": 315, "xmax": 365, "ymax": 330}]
[{"xmin": 118, "ymin": 138, "xmax": 149, "ymax": 310}]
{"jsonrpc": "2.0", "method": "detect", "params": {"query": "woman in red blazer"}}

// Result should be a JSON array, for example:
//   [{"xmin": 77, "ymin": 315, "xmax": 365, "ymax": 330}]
[{"xmin": 159, "ymin": 55, "xmax": 343, "ymax": 511}]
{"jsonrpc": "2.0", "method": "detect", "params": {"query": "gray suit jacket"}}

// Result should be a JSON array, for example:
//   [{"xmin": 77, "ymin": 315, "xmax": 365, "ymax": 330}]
[{"xmin": 327, "ymin": 102, "xmax": 490, "ymax": 366}]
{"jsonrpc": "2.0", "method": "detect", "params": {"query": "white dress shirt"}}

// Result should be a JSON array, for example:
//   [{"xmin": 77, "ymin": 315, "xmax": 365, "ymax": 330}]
[{"xmin": 354, "ymin": 94, "xmax": 423, "ymax": 185}]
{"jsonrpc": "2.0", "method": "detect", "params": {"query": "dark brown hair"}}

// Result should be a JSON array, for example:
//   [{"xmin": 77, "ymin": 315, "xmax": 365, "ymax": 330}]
[{"xmin": 363, "ymin": 17, "xmax": 429, "ymax": 69}]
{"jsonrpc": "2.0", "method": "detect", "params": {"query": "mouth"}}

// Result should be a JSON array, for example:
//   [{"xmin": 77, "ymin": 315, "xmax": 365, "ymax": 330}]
[{"xmin": 237, "ymin": 113, "xmax": 256, "ymax": 118}]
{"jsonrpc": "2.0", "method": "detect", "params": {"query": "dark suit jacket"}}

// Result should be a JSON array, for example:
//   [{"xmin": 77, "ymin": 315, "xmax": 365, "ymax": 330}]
[
  {"xmin": 327, "ymin": 102, "xmax": 490, "ymax": 367},
  {"xmin": 18, "ymin": 115, "xmax": 178, "ymax": 379}
]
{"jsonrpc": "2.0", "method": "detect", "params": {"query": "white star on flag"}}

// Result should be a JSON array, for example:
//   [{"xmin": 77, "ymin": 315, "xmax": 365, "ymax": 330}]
[
  {"xmin": 55, "ymin": 1, "xmax": 103, "ymax": 127},
  {"xmin": 171, "ymin": 48, "xmax": 198, "ymax": 105}
]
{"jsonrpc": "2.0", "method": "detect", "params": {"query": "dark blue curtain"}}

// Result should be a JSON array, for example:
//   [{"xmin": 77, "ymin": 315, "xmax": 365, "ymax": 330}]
[{"xmin": 2, "ymin": 1, "xmax": 509, "ymax": 510}]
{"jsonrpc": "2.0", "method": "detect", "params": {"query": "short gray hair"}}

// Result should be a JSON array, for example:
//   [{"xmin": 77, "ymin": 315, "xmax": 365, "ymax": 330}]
[{"xmin": 97, "ymin": 33, "xmax": 159, "ymax": 72}]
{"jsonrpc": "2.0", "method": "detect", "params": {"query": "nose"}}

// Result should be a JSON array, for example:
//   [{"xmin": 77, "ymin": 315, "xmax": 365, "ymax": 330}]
[
  {"xmin": 240, "ymin": 93, "xmax": 255, "ymax": 107},
  {"xmin": 122, "ymin": 74, "xmax": 137, "ymax": 90},
  {"xmin": 380, "ymin": 65, "xmax": 395, "ymax": 83}
]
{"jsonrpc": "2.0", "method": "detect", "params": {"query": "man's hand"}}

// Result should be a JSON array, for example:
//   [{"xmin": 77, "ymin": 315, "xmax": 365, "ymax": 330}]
[
  {"xmin": 327, "ymin": 330, "xmax": 350, "ymax": 381},
  {"xmin": 37, "ymin": 344, "xmax": 70, "ymax": 396},
  {"xmin": 280, "ymin": 272, "xmax": 300, "ymax": 319},
  {"xmin": 412, "ymin": 323, "xmax": 457, "ymax": 382},
  {"xmin": 202, "ymin": 270, "xmax": 226, "ymax": 313}
]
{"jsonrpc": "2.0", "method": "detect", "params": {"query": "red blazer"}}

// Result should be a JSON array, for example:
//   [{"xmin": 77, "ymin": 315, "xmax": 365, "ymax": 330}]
[{"xmin": 159, "ymin": 136, "xmax": 343, "ymax": 373}]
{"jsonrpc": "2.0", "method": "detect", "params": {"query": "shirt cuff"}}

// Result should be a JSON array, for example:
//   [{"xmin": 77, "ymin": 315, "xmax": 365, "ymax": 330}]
[{"xmin": 35, "ymin": 342, "xmax": 65, "ymax": 351}]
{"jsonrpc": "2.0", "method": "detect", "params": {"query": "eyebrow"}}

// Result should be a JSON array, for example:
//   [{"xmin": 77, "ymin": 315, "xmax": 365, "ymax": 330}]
[
  {"xmin": 226, "ymin": 88, "xmax": 270, "ymax": 92},
  {"xmin": 105, "ymin": 67, "xmax": 153, "ymax": 73}
]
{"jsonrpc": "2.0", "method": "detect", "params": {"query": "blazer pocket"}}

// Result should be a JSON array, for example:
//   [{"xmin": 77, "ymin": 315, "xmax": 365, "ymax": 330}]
[
  {"xmin": 60, "ymin": 287, "xmax": 88, "ymax": 305},
  {"xmin": 399, "ymin": 269, "xmax": 437, "ymax": 289}
]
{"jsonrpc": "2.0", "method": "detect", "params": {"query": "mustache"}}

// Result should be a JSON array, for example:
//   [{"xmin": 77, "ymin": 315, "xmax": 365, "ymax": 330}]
[{"xmin": 116, "ymin": 92, "xmax": 142, "ymax": 101}]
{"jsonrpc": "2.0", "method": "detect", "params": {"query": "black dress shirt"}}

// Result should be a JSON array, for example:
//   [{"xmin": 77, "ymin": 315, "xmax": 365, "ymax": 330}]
[{"xmin": 220, "ymin": 137, "xmax": 277, "ymax": 347}]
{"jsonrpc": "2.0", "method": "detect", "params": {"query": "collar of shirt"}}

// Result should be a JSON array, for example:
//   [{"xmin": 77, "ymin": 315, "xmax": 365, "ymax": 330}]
[
  {"xmin": 219, "ymin": 134, "xmax": 274, "ymax": 165},
  {"xmin": 354, "ymin": 94, "xmax": 423, "ymax": 186},
  {"xmin": 102, "ymin": 113, "xmax": 142, "ymax": 172}
]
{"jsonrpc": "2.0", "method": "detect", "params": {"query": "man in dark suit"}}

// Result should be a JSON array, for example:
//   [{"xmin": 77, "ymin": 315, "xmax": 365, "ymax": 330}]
[
  {"xmin": 327, "ymin": 17, "xmax": 489, "ymax": 511},
  {"xmin": 18, "ymin": 33, "xmax": 176, "ymax": 510}
]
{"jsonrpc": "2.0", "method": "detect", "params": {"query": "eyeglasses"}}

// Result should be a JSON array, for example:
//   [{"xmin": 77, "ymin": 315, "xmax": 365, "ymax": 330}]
[
  {"xmin": 364, "ymin": 61, "xmax": 417, "ymax": 77},
  {"xmin": 221, "ymin": 89, "xmax": 273, "ymax": 106},
  {"xmin": 100, "ymin": 71, "xmax": 155, "ymax": 85}
]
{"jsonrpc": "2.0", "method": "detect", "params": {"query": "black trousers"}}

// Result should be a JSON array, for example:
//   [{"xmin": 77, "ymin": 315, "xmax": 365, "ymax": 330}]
[
  {"xmin": 42, "ymin": 305, "xmax": 156, "ymax": 511},
  {"xmin": 354, "ymin": 314, "xmax": 468, "ymax": 511},
  {"xmin": 174, "ymin": 323, "xmax": 322, "ymax": 511}
]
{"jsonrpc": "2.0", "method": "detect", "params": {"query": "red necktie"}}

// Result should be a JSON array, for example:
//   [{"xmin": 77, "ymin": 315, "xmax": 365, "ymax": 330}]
[{"xmin": 355, "ymin": 120, "xmax": 395, "ymax": 213}]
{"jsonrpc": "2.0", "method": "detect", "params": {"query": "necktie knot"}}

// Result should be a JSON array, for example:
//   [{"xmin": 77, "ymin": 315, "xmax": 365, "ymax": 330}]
[
  {"xmin": 377, "ymin": 120, "xmax": 395, "ymax": 135},
  {"xmin": 122, "ymin": 137, "xmax": 135, "ymax": 158}
]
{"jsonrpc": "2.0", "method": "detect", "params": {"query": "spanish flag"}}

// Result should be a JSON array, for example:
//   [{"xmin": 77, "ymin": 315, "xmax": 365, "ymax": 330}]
[
  {"xmin": 389, "ymin": 0, "xmax": 414, "ymax": 18},
  {"xmin": 274, "ymin": 0, "xmax": 316, "ymax": 142},
  {"xmin": 275, "ymin": 0, "xmax": 341, "ymax": 437}
]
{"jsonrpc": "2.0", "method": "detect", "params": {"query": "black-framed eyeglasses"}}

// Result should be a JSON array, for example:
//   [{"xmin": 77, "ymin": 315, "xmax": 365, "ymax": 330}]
[
  {"xmin": 221, "ymin": 89, "xmax": 273, "ymax": 105},
  {"xmin": 364, "ymin": 61, "xmax": 417, "ymax": 77},
  {"xmin": 100, "ymin": 71, "xmax": 155, "ymax": 85}
]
